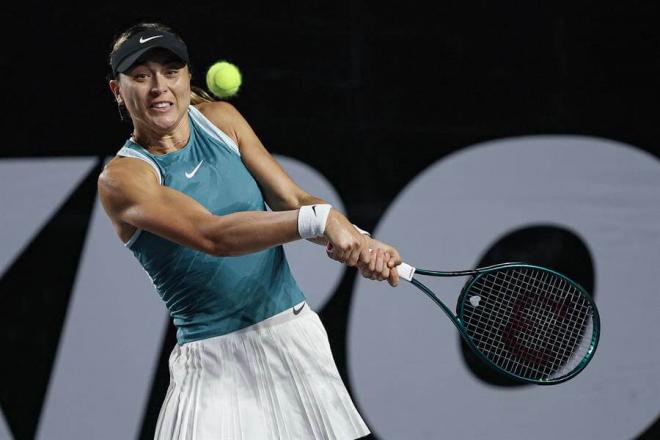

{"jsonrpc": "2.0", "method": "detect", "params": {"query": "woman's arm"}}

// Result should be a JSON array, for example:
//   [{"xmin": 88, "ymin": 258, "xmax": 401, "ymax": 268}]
[
  {"xmin": 197, "ymin": 101, "xmax": 328, "ymax": 211},
  {"xmin": 98, "ymin": 157, "xmax": 300, "ymax": 257},
  {"xmin": 98, "ymin": 156, "xmax": 371, "ymax": 268},
  {"xmin": 198, "ymin": 101, "xmax": 365, "ymax": 246},
  {"xmin": 196, "ymin": 101, "xmax": 401, "ymax": 282}
]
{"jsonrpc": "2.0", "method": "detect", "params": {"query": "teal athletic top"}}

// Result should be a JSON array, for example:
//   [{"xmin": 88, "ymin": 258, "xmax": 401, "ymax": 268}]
[{"xmin": 116, "ymin": 105, "xmax": 305, "ymax": 344}]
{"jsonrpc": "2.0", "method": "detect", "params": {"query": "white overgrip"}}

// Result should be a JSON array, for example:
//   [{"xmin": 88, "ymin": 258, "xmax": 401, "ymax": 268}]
[{"xmin": 396, "ymin": 262, "xmax": 416, "ymax": 281}]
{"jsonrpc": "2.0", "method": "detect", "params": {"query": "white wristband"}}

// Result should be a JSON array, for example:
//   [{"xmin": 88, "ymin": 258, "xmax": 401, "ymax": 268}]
[
  {"xmin": 353, "ymin": 224, "xmax": 371, "ymax": 237},
  {"xmin": 298, "ymin": 204, "xmax": 332, "ymax": 239}
]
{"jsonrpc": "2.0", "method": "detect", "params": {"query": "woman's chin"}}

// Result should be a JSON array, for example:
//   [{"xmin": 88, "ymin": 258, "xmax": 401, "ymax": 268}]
[{"xmin": 146, "ymin": 112, "xmax": 182, "ymax": 131}]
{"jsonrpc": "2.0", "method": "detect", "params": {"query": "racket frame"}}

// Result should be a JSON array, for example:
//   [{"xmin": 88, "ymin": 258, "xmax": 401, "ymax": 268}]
[{"xmin": 406, "ymin": 262, "xmax": 600, "ymax": 385}]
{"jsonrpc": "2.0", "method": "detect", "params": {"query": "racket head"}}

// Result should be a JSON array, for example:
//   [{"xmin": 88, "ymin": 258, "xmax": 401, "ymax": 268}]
[{"xmin": 455, "ymin": 263, "xmax": 600, "ymax": 385}]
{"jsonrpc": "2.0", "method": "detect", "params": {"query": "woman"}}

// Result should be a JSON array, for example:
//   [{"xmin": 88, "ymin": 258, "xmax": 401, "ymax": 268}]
[{"xmin": 99, "ymin": 22, "xmax": 402, "ymax": 439}]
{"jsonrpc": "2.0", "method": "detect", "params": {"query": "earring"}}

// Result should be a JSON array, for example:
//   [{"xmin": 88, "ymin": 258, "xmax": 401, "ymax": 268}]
[{"xmin": 116, "ymin": 101, "xmax": 125, "ymax": 122}]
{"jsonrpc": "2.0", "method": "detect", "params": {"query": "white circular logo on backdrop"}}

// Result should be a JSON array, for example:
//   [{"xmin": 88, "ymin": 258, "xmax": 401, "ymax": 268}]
[{"xmin": 347, "ymin": 136, "xmax": 660, "ymax": 439}]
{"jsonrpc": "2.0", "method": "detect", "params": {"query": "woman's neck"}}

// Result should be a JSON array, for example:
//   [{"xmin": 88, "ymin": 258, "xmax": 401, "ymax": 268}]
[{"xmin": 131, "ymin": 115, "xmax": 191, "ymax": 155}]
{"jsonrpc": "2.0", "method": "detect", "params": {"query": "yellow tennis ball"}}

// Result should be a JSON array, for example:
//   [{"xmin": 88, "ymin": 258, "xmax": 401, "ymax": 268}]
[{"xmin": 206, "ymin": 61, "xmax": 242, "ymax": 98}]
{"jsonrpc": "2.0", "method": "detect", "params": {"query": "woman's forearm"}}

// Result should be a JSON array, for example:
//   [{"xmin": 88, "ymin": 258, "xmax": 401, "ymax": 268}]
[{"xmin": 200, "ymin": 210, "xmax": 300, "ymax": 256}]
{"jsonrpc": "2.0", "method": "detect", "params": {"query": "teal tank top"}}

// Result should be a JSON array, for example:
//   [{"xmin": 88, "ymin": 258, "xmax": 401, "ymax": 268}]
[{"xmin": 116, "ymin": 105, "xmax": 305, "ymax": 344}]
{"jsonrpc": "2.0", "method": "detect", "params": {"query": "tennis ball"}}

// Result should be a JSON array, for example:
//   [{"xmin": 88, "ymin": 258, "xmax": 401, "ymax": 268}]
[{"xmin": 206, "ymin": 61, "xmax": 242, "ymax": 99}]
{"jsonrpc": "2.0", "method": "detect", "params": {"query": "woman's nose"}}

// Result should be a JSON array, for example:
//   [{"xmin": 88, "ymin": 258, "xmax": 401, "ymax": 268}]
[{"xmin": 150, "ymin": 74, "xmax": 167, "ymax": 94}]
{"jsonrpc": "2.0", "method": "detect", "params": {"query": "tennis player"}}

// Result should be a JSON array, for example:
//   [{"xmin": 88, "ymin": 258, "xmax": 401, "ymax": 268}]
[{"xmin": 98, "ymin": 22, "xmax": 401, "ymax": 439}]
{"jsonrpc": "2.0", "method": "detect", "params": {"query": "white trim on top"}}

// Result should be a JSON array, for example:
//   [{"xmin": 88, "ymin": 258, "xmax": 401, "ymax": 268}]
[
  {"xmin": 116, "ymin": 147, "xmax": 163, "ymax": 184},
  {"xmin": 124, "ymin": 228, "xmax": 143, "ymax": 248},
  {"xmin": 189, "ymin": 105, "xmax": 241, "ymax": 156}
]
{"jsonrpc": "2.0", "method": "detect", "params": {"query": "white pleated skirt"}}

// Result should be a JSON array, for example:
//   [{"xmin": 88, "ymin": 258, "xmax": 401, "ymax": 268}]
[{"xmin": 154, "ymin": 302, "xmax": 370, "ymax": 440}]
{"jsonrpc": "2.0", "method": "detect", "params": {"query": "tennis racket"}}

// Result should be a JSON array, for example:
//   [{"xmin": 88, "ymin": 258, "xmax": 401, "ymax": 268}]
[{"xmin": 395, "ymin": 261, "xmax": 600, "ymax": 385}]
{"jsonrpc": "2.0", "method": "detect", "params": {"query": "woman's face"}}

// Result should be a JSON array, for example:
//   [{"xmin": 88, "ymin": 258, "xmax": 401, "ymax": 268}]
[{"xmin": 110, "ymin": 48, "xmax": 192, "ymax": 133}]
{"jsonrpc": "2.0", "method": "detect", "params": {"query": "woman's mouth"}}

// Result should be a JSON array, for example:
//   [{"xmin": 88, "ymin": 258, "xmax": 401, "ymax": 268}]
[{"xmin": 150, "ymin": 101, "xmax": 174, "ymax": 112}]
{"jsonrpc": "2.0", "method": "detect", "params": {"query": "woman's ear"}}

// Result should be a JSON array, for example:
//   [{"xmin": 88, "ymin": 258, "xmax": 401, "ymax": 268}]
[{"xmin": 109, "ymin": 79, "xmax": 122, "ymax": 103}]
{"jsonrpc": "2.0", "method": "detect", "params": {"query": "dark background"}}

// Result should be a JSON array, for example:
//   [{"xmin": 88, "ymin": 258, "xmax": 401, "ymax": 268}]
[{"xmin": 1, "ymin": 1, "xmax": 659, "ymax": 438}]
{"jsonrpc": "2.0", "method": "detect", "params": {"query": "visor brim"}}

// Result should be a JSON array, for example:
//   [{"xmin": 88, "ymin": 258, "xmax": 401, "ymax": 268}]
[{"xmin": 116, "ymin": 45, "xmax": 188, "ymax": 75}]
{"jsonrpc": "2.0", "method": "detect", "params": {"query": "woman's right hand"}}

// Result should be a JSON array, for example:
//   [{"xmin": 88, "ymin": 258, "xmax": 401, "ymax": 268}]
[{"xmin": 323, "ymin": 209, "xmax": 371, "ymax": 268}]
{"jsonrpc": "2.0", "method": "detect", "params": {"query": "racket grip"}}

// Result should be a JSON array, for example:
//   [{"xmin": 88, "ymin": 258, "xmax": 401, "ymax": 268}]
[{"xmin": 396, "ymin": 262, "xmax": 416, "ymax": 281}]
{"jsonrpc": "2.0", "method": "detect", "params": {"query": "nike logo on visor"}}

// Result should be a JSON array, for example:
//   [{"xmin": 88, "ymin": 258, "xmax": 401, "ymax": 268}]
[{"xmin": 140, "ymin": 35, "xmax": 164, "ymax": 43}]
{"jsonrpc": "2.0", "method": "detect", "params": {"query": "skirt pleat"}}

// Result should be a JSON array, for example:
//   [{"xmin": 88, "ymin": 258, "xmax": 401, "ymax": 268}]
[
  {"xmin": 186, "ymin": 344, "xmax": 202, "ymax": 440},
  {"xmin": 154, "ymin": 302, "xmax": 370, "ymax": 440}
]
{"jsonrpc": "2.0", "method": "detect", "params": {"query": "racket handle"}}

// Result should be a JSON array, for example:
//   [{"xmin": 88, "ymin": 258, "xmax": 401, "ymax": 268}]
[{"xmin": 396, "ymin": 262, "xmax": 416, "ymax": 281}]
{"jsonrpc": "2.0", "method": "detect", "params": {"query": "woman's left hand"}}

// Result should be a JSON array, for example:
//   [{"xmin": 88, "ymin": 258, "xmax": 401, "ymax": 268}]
[{"xmin": 358, "ymin": 238, "xmax": 402, "ymax": 287}]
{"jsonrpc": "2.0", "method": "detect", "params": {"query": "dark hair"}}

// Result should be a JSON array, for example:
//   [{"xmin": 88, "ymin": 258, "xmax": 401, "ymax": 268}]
[{"xmin": 109, "ymin": 22, "xmax": 215, "ymax": 122}]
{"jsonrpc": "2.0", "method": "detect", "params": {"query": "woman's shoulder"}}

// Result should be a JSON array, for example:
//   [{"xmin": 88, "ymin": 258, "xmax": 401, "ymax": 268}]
[
  {"xmin": 194, "ymin": 101, "xmax": 242, "ymax": 147},
  {"xmin": 99, "ymin": 155, "xmax": 160, "ymax": 191},
  {"xmin": 195, "ymin": 100, "xmax": 240, "ymax": 121}
]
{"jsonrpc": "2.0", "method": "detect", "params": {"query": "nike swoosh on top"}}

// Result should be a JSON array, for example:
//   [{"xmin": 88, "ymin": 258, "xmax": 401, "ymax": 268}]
[
  {"xmin": 292, "ymin": 303, "xmax": 306, "ymax": 315},
  {"xmin": 312, "ymin": 205, "xmax": 317, "ymax": 215},
  {"xmin": 140, "ymin": 35, "xmax": 164, "ymax": 44},
  {"xmin": 185, "ymin": 160, "xmax": 204, "ymax": 179}
]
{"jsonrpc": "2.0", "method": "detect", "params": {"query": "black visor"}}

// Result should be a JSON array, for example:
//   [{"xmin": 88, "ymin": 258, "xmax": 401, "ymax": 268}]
[{"xmin": 111, "ymin": 30, "xmax": 189, "ymax": 77}]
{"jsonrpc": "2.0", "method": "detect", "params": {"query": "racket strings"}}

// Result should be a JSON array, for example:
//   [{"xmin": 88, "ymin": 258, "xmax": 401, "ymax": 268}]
[
  {"xmin": 460, "ymin": 268, "xmax": 593, "ymax": 381},
  {"xmin": 486, "ymin": 271, "xmax": 591, "ymax": 378},
  {"xmin": 489, "ymin": 271, "xmax": 590, "ymax": 378}
]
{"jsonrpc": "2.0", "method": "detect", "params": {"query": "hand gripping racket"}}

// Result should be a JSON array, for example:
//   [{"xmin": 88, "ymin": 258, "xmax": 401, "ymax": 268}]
[{"xmin": 395, "ymin": 262, "xmax": 600, "ymax": 384}]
